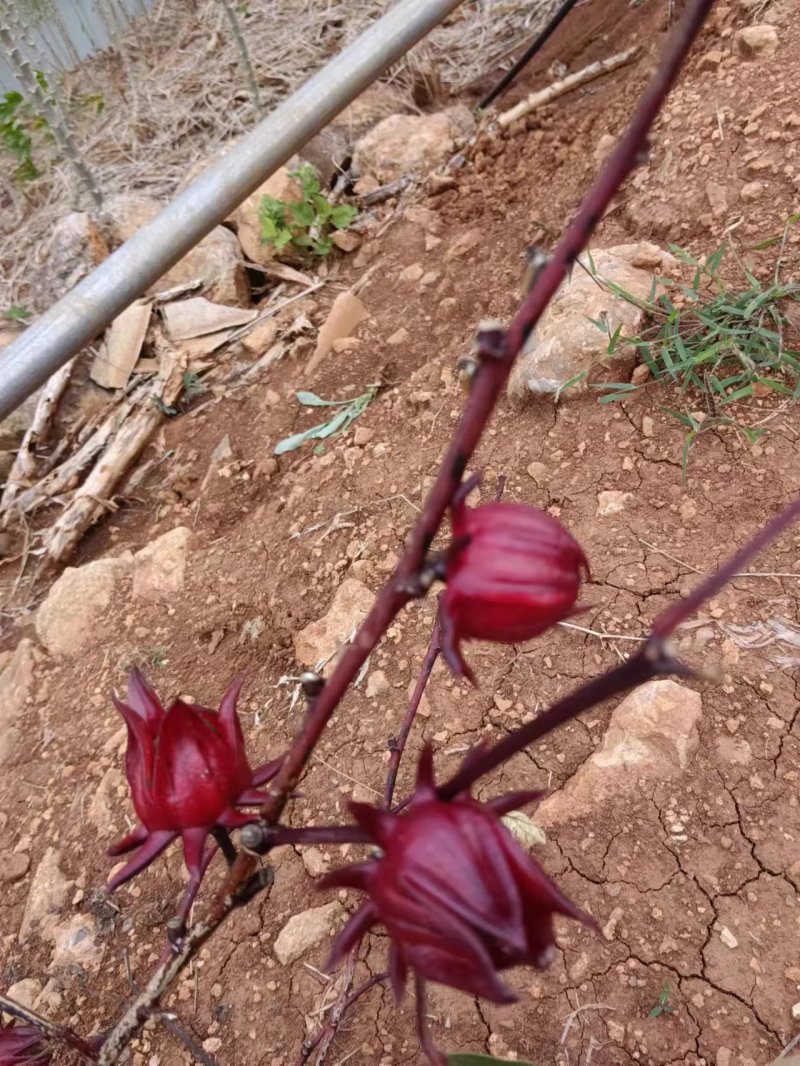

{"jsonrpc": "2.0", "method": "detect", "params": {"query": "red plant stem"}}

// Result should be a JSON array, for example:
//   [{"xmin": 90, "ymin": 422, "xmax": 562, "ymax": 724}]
[
  {"xmin": 270, "ymin": 825, "xmax": 370, "ymax": 846},
  {"xmin": 441, "ymin": 489, "xmax": 800, "ymax": 797},
  {"xmin": 384, "ymin": 604, "xmax": 442, "ymax": 809},
  {"xmin": 233, "ymin": 0, "xmax": 715, "ymax": 859},
  {"xmin": 0, "ymin": 994, "xmax": 98, "ymax": 1061},
  {"xmin": 296, "ymin": 964, "xmax": 388, "ymax": 1066}
]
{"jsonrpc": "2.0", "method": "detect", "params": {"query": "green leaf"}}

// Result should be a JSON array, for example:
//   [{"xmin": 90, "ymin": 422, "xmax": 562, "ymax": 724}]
[
  {"xmin": 273, "ymin": 422, "xmax": 330, "ymax": 455},
  {"xmin": 290, "ymin": 201, "xmax": 315, "ymax": 227},
  {"xmin": 296, "ymin": 390, "xmax": 329, "ymax": 407},
  {"xmin": 3, "ymin": 305, "xmax": 30, "ymax": 321},
  {"xmin": 501, "ymin": 811, "xmax": 546, "ymax": 849},
  {"xmin": 274, "ymin": 229, "xmax": 293, "ymax": 251},
  {"xmin": 331, "ymin": 204, "xmax": 358, "ymax": 229},
  {"xmin": 649, "ymin": 1005, "xmax": 663, "ymax": 1018},
  {"xmin": 448, "ymin": 1055, "xmax": 535, "ymax": 1066}
]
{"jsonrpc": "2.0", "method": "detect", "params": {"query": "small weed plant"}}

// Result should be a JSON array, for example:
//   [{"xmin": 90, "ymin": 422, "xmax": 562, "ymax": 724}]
[
  {"xmin": 649, "ymin": 983, "xmax": 676, "ymax": 1019},
  {"xmin": 586, "ymin": 235, "xmax": 800, "ymax": 472},
  {"xmin": 258, "ymin": 164, "xmax": 357, "ymax": 259},
  {"xmin": 274, "ymin": 385, "xmax": 378, "ymax": 455},
  {"xmin": 0, "ymin": 87, "xmax": 45, "ymax": 181}
]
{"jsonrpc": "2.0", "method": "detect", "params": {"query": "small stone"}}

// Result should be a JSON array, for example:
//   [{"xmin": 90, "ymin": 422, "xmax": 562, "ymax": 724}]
[
  {"xmin": 301, "ymin": 847, "xmax": 328, "ymax": 878},
  {"xmin": 792, "ymin": 1003, "xmax": 800, "ymax": 1021},
  {"xmin": 88, "ymin": 767, "xmax": 125, "ymax": 836},
  {"xmin": 386, "ymin": 327, "xmax": 409, "ymax": 346},
  {"xmin": 603, "ymin": 906, "xmax": 624, "ymax": 941},
  {"xmin": 366, "ymin": 670, "xmax": 390, "ymax": 698},
  {"xmin": 132, "ymin": 527, "xmax": 191, "ymax": 604},
  {"xmin": 493, "ymin": 695, "xmax": 513, "ymax": 713},
  {"xmin": 273, "ymin": 902, "xmax": 344, "ymax": 966},
  {"xmin": 353, "ymin": 426, "xmax": 375, "ymax": 446},
  {"xmin": 594, "ymin": 133, "xmax": 616, "ymax": 164},
  {"xmin": 445, "ymin": 229, "xmax": 482, "ymax": 262},
  {"xmin": 705, "ymin": 180, "xmax": 728, "ymax": 218},
  {"xmin": 719, "ymin": 926, "xmax": 738, "ymax": 949},
  {"xmin": 19, "ymin": 847, "xmax": 72, "ymax": 943},
  {"xmin": 526, "ymin": 462, "xmax": 548, "ymax": 486},
  {"xmin": 740, "ymin": 180, "xmax": 764, "ymax": 202},
  {"xmin": 36, "ymin": 557, "xmax": 132, "ymax": 656},
  {"xmin": 699, "ymin": 49, "xmax": 725, "ymax": 70},
  {"xmin": 294, "ymin": 579, "xmax": 375, "ymax": 675},
  {"xmin": 203, "ymin": 1038, "xmax": 223, "ymax": 1055},
  {"xmin": 50, "ymin": 915, "xmax": 103, "ymax": 972},
  {"xmin": 717, "ymin": 1048, "xmax": 732, "ymax": 1066},
  {"xmin": 641, "ymin": 415, "xmax": 654, "ymax": 438},
  {"xmin": 308, "ymin": 290, "xmax": 368, "ymax": 374},
  {"xmin": 0, "ymin": 850, "xmax": 31, "ymax": 883},
  {"xmin": 0, "ymin": 639, "xmax": 36, "ymax": 769},
  {"xmin": 6, "ymin": 979, "xmax": 43, "ymax": 1011},
  {"xmin": 399, "ymin": 263, "xmax": 424, "ymax": 283},
  {"xmin": 597, "ymin": 490, "xmax": 633, "ymax": 517},
  {"xmin": 631, "ymin": 363, "xmax": 651, "ymax": 386},
  {"xmin": 735, "ymin": 24, "xmax": 778, "ymax": 59}
]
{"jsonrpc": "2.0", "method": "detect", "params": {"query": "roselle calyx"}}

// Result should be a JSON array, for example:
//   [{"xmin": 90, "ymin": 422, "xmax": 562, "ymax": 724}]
[
  {"xmin": 0, "ymin": 1023, "xmax": 51, "ymax": 1066},
  {"xmin": 442, "ymin": 483, "xmax": 589, "ymax": 680},
  {"xmin": 323, "ymin": 748, "xmax": 592, "ymax": 1004},
  {"xmin": 107, "ymin": 669, "xmax": 282, "ymax": 898}
]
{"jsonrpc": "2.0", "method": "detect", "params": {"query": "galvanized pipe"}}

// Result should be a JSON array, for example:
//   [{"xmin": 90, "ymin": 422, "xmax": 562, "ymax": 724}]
[{"xmin": 0, "ymin": 0, "xmax": 464, "ymax": 420}]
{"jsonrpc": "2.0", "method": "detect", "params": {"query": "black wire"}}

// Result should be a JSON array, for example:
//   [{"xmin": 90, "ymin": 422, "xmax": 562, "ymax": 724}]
[{"xmin": 478, "ymin": 0, "xmax": 583, "ymax": 111}]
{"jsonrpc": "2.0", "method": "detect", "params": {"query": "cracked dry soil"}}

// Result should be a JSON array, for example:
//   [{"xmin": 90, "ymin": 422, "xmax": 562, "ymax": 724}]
[{"xmin": 1, "ymin": 0, "xmax": 800, "ymax": 1063}]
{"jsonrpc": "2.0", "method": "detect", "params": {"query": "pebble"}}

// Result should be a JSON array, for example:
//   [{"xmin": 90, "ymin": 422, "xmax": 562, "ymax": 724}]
[
  {"xmin": 719, "ymin": 926, "xmax": 738, "ymax": 949},
  {"xmin": 0, "ymin": 850, "xmax": 30, "ymax": 883}
]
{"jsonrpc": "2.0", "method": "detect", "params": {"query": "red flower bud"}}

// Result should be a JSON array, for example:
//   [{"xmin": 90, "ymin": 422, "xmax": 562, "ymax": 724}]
[
  {"xmin": 0, "ymin": 1024, "xmax": 51, "ymax": 1066},
  {"xmin": 323, "ymin": 749, "xmax": 593, "ymax": 1004},
  {"xmin": 442, "ymin": 484, "xmax": 589, "ymax": 680},
  {"xmin": 108, "ymin": 669, "xmax": 282, "ymax": 897}
]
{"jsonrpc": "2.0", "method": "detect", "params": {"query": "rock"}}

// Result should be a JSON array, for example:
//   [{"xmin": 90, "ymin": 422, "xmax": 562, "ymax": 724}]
[
  {"xmin": 36, "ymin": 555, "xmax": 132, "ymax": 656},
  {"xmin": 399, "ymin": 263, "xmax": 424, "ymax": 283},
  {"xmin": 535, "ymin": 681, "xmax": 701, "ymax": 826},
  {"xmin": 366, "ymin": 669, "xmax": 390, "ymax": 698},
  {"xmin": 331, "ymin": 231, "xmax": 360, "ymax": 253},
  {"xmin": 527, "ymin": 461, "xmax": 548, "ymax": 486},
  {"xmin": 596, "ymin": 490, "xmax": 633, "ymax": 516},
  {"xmin": 241, "ymin": 317, "xmax": 279, "ymax": 356},
  {"xmin": 105, "ymin": 194, "xmax": 248, "ymax": 304},
  {"xmin": 699, "ymin": 49, "xmax": 725, "ymax": 70},
  {"xmin": 735, "ymin": 24, "xmax": 778, "ymax": 58},
  {"xmin": 294, "ymin": 579, "xmax": 375, "ymax": 674},
  {"xmin": 508, "ymin": 244, "xmax": 674, "ymax": 399},
  {"xmin": 740, "ymin": 180, "xmax": 764, "ymax": 202},
  {"xmin": 19, "ymin": 847, "xmax": 72, "ymax": 943},
  {"xmin": 445, "ymin": 228, "xmax": 482, "ymax": 262},
  {"xmin": 719, "ymin": 925, "xmax": 739, "ymax": 949},
  {"xmin": 705, "ymin": 180, "xmax": 728, "ymax": 218},
  {"xmin": 306, "ymin": 291, "xmax": 368, "ymax": 374},
  {"xmin": 232, "ymin": 160, "xmax": 304, "ymax": 268},
  {"xmin": 0, "ymin": 851, "xmax": 31, "ymax": 883},
  {"xmin": 593, "ymin": 133, "xmax": 616, "ymax": 164},
  {"xmin": 387, "ymin": 327, "xmax": 409, "ymax": 346},
  {"xmin": 0, "ymin": 639, "xmax": 36, "ymax": 768},
  {"xmin": 641, "ymin": 415, "xmax": 654, "ymax": 437},
  {"xmin": 5, "ymin": 978, "xmax": 43, "ymax": 1010},
  {"xmin": 300, "ymin": 847, "xmax": 328, "ymax": 878},
  {"xmin": 352, "ymin": 106, "xmax": 475, "ymax": 183},
  {"xmin": 49, "ymin": 915, "xmax": 103, "ymax": 973},
  {"xmin": 273, "ymin": 902, "xmax": 344, "ymax": 966},
  {"xmin": 132, "ymin": 527, "xmax": 191, "ymax": 604},
  {"xmin": 42, "ymin": 212, "xmax": 109, "ymax": 303},
  {"xmin": 404, "ymin": 205, "xmax": 443, "ymax": 235},
  {"xmin": 88, "ymin": 767, "xmax": 125, "ymax": 836}
]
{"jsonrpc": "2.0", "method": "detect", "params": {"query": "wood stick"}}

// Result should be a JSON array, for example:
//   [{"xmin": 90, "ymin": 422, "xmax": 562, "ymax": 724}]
[
  {"xmin": 1, "ymin": 357, "xmax": 77, "ymax": 510},
  {"xmin": 43, "ymin": 354, "xmax": 185, "ymax": 565},
  {"xmin": 498, "ymin": 47, "xmax": 639, "ymax": 128}
]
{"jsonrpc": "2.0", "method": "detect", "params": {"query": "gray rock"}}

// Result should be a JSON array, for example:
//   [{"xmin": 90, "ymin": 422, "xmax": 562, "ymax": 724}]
[
  {"xmin": 35, "ymin": 554, "xmax": 132, "ymax": 656},
  {"xmin": 0, "ymin": 639, "xmax": 36, "ymax": 768},
  {"xmin": 508, "ymin": 243, "xmax": 675, "ymax": 399},
  {"xmin": 132, "ymin": 526, "xmax": 191, "ymax": 604},
  {"xmin": 536, "ymin": 681, "xmax": 701, "ymax": 826},
  {"xmin": 273, "ymin": 902, "xmax": 344, "ymax": 966},
  {"xmin": 353, "ymin": 106, "xmax": 475, "ymax": 183},
  {"xmin": 735, "ymin": 24, "xmax": 778, "ymax": 58},
  {"xmin": 19, "ymin": 847, "xmax": 72, "ymax": 943}
]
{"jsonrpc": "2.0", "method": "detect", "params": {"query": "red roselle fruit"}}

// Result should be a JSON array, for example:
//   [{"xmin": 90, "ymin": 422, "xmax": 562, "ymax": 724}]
[
  {"xmin": 441, "ymin": 480, "xmax": 589, "ymax": 681},
  {"xmin": 0, "ymin": 1024, "xmax": 51, "ymax": 1065},
  {"xmin": 108, "ymin": 669, "xmax": 282, "ymax": 897},
  {"xmin": 323, "ymin": 748, "xmax": 593, "ymax": 1004}
]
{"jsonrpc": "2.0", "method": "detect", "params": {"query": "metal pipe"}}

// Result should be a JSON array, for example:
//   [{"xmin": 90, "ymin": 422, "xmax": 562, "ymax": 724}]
[{"xmin": 0, "ymin": 0, "xmax": 463, "ymax": 420}]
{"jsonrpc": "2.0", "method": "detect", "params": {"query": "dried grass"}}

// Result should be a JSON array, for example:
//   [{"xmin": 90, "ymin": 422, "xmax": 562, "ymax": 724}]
[{"xmin": 0, "ymin": 0, "xmax": 559, "ymax": 310}]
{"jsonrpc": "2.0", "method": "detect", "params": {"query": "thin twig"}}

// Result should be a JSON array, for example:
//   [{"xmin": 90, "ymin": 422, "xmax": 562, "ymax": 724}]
[
  {"xmin": 0, "ymin": 993, "xmax": 97, "ymax": 1060},
  {"xmin": 384, "ymin": 602, "xmax": 442, "ymax": 808}
]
